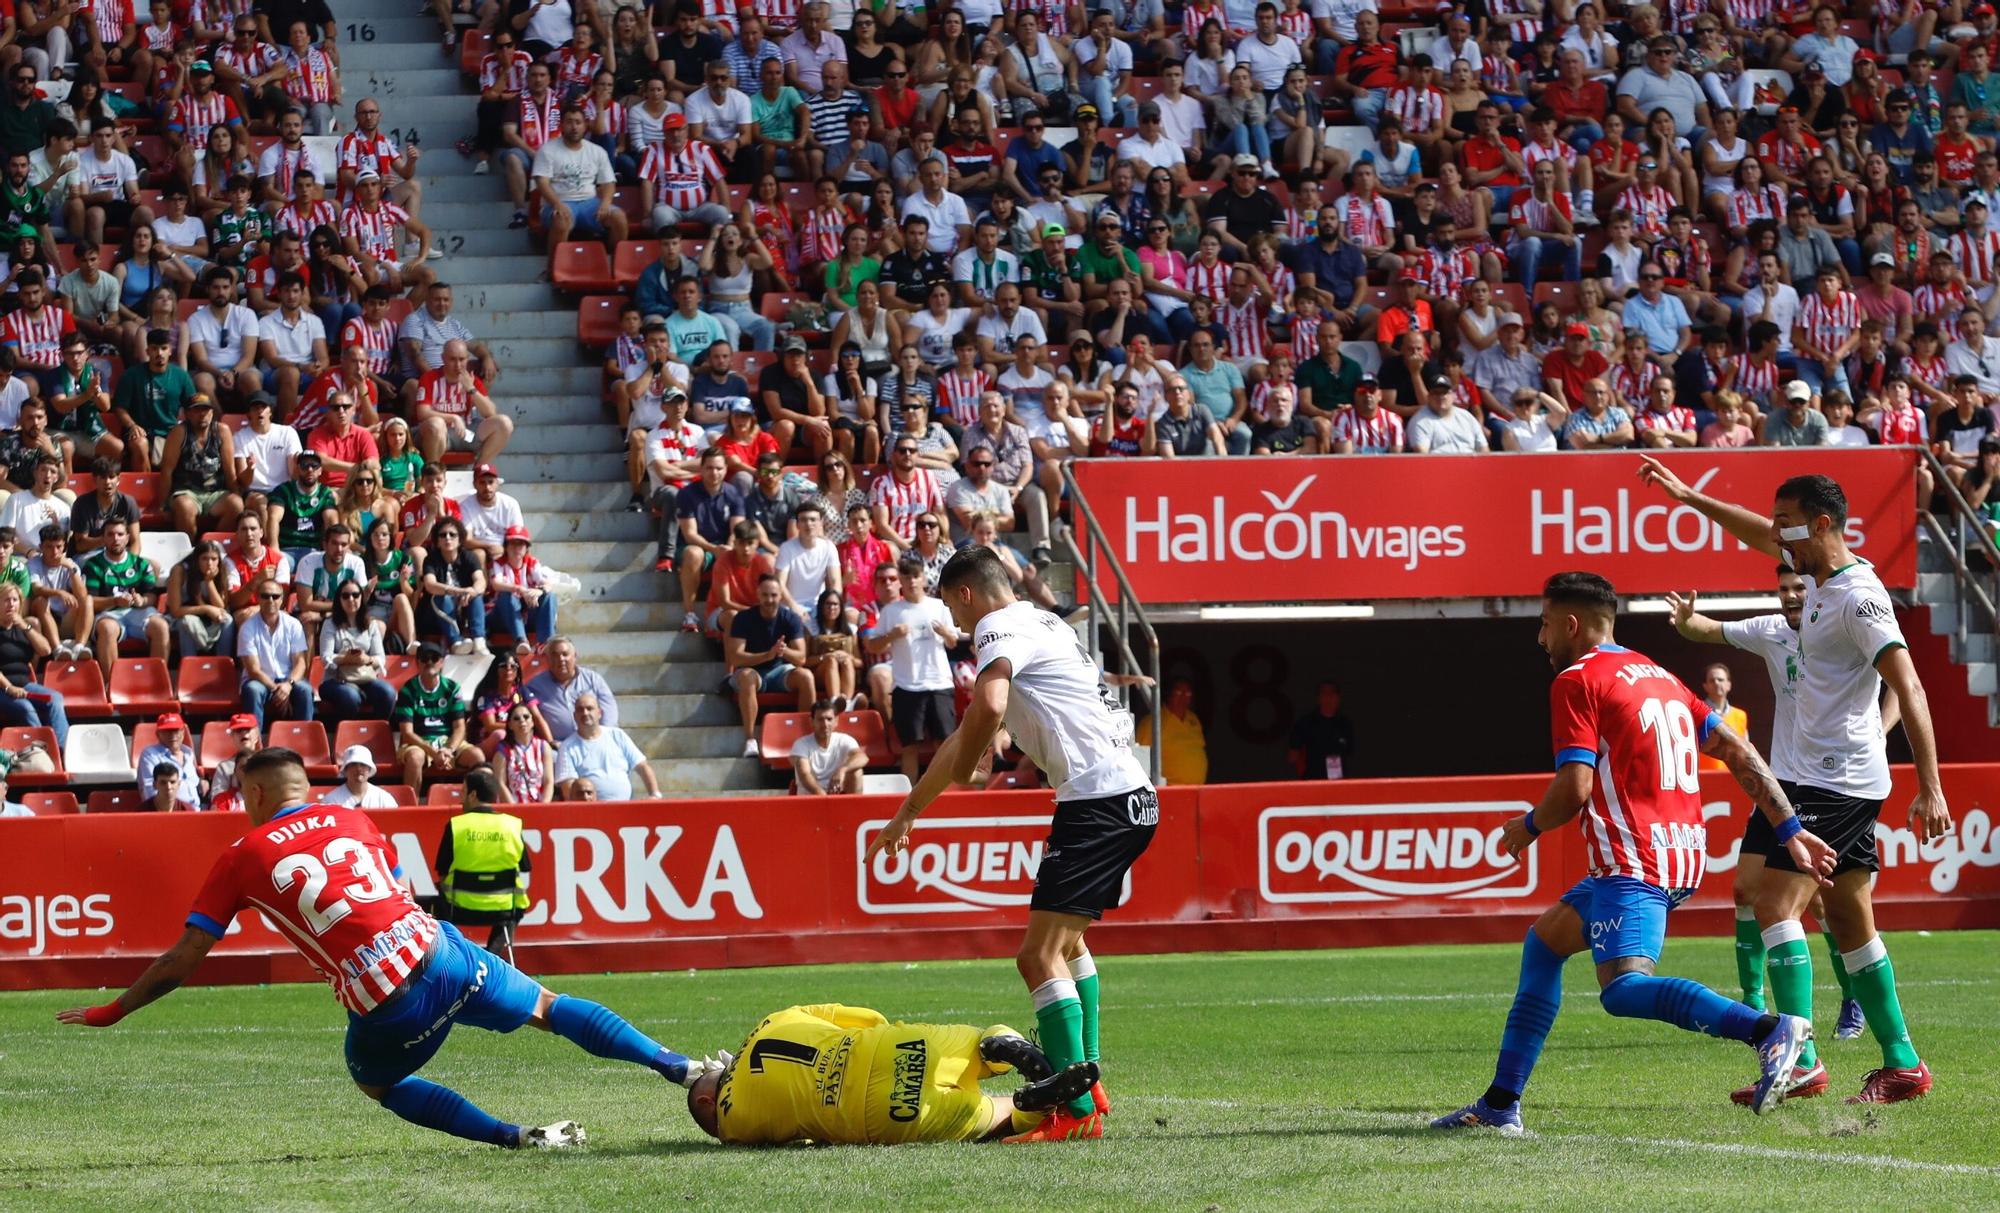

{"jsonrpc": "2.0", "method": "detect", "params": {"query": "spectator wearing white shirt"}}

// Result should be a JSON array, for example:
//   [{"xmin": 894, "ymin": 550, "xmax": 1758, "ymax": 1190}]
[
  {"xmin": 685, "ymin": 61, "xmax": 755, "ymax": 170},
  {"xmin": 185, "ymin": 267, "xmax": 260, "ymax": 403},
  {"xmin": 456, "ymin": 462, "xmax": 525, "ymax": 564},
  {"xmin": 1116, "ymin": 103, "xmax": 1188, "ymax": 183},
  {"xmin": 554, "ymin": 692, "xmax": 659, "ymax": 801},
  {"xmin": 774, "ymin": 501, "xmax": 840, "ymax": 615},
  {"xmin": 900, "ymin": 158, "xmax": 973, "ymax": 256},
  {"xmin": 790, "ymin": 698, "xmax": 866, "ymax": 794},
  {"xmin": 73, "ymin": 123, "xmax": 147, "ymax": 246},
  {"xmin": 237, "ymin": 575, "xmax": 315, "ymax": 728},
  {"xmin": 1073, "ymin": 9, "xmax": 1138, "ymax": 126},
  {"xmin": 232, "ymin": 392, "xmax": 301, "ymax": 504},
  {"xmin": 1406, "ymin": 373, "xmax": 1491, "ymax": 452},
  {"xmin": 864, "ymin": 554, "xmax": 959, "ymax": 779},
  {"xmin": 1234, "ymin": 3, "xmax": 1304, "ymax": 91},
  {"xmin": 136, "ymin": 712, "xmax": 204, "ymax": 810},
  {"xmin": 533, "ymin": 106, "xmax": 628, "ymax": 279},
  {"xmin": 255, "ymin": 272, "xmax": 329, "ymax": 418},
  {"xmin": 323, "ymin": 744, "xmax": 399, "ymax": 809}
]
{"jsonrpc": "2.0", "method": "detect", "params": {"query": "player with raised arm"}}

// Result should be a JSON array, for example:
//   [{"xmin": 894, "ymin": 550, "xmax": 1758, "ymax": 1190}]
[
  {"xmin": 684, "ymin": 1004, "xmax": 1101, "ymax": 1145},
  {"xmin": 865, "ymin": 546, "xmax": 1157, "ymax": 1143},
  {"xmin": 1432, "ymin": 572, "xmax": 1835, "ymax": 1134},
  {"xmin": 1666, "ymin": 569, "xmax": 1869, "ymax": 1046},
  {"xmin": 1639, "ymin": 460, "xmax": 1951, "ymax": 1105},
  {"xmin": 57, "ymin": 750, "xmax": 723, "ymax": 1149}
]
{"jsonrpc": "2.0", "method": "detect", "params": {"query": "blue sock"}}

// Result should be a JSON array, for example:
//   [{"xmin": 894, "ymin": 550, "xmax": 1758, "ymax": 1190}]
[
  {"xmin": 548, "ymin": 994, "xmax": 689, "ymax": 1082},
  {"xmin": 379, "ymin": 1076, "xmax": 517, "ymax": 1147},
  {"xmin": 1487, "ymin": 929, "xmax": 1567, "ymax": 1108},
  {"xmin": 1598, "ymin": 973, "xmax": 1764, "ymax": 1042}
]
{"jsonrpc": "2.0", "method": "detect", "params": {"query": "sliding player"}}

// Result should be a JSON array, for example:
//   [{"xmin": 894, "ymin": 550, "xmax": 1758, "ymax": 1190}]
[
  {"xmin": 867, "ymin": 547, "xmax": 1156, "ymax": 1142},
  {"xmin": 57, "ymin": 748, "xmax": 721, "ymax": 1149},
  {"xmin": 1433, "ymin": 572, "xmax": 1834, "ymax": 1133},
  {"xmin": 1640, "ymin": 461, "xmax": 1949, "ymax": 1104},
  {"xmin": 685, "ymin": 1004, "xmax": 1100, "ymax": 1145}
]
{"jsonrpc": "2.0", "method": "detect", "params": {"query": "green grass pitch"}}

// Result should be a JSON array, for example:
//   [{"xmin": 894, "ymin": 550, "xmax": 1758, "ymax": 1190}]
[{"xmin": 4, "ymin": 931, "xmax": 1996, "ymax": 1212}]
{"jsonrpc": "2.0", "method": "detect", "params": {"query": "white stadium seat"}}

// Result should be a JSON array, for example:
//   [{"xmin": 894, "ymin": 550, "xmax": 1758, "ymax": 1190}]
[{"xmin": 65, "ymin": 723, "xmax": 132, "ymax": 786}]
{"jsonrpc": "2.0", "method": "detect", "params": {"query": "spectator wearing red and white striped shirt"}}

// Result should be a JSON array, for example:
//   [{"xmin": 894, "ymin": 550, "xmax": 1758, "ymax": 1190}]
[
  {"xmin": 1185, "ymin": 240, "xmax": 1232, "ymax": 304},
  {"xmin": 1615, "ymin": 162, "xmax": 1676, "ymax": 239},
  {"xmin": 342, "ymin": 290, "xmax": 399, "ymax": 381},
  {"xmin": 641, "ymin": 117, "xmax": 732, "ymax": 231},
  {"xmin": 1508, "ymin": 161, "xmax": 1581, "ymax": 298},
  {"xmin": 1950, "ymin": 200, "xmax": 2000, "ymax": 305},
  {"xmin": 1521, "ymin": 108, "xmax": 1593, "ymax": 217},
  {"xmin": 413, "ymin": 339, "xmax": 514, "ymax": 468},
  {"xmin": 338, "ymin": 101, "xmax": 423, "ymax": 219},
  {"xmin": 1793, "ymin": 270, "xmax": 1863, "ymax": 397},
  {"xmin": 1331, "ymin": 378, "xmax": 1405, "ymax": 453},
  {"xmin": 1334, "ymin": 164, "xmax": 1398, "ymax": 262},
  {"xmin": 550, "ymin": 25, "xmax": 603, "ymax": 101},
  {"xmin": 869, "ymin": 446, "xmax": 945, "ymax": 549},
  {"xmin": 499, "ymin": 64, "xmax": 562, "ymax": 224},
  {"xmin": 278, "ymin": 19, "xmax": 341, "ymax": 134},
  {"xmin": 215, "ymin": 22, "xmax": 289, "ymax": 122},
  {"xmin": 168, "ymin": 77, "xmax": 242, "ymax": 163},
  {"xmin": 1634, "ymin": 378, "xmax": 1698, "ymax": 447},
  {"xmin": 340, "ymin": 172, "xmax": 435, "ymax": 295},
  {"xmin": 1754, "ymin": 109, "xmax": 1821, "ymax": 187}
]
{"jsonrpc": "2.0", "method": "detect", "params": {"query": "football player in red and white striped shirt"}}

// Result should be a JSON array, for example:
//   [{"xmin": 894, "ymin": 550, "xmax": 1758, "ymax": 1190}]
[
  {"xmin": 59, "ymin": 749, "xmax": 723, "ymax": 1151},
  {"xmin": 1331, "ymin": 376, "xmax": 1405, "ymax": 453},
  {"xmin": 340, "ymin": 171, "xmax": 436, "ymax": 295}
]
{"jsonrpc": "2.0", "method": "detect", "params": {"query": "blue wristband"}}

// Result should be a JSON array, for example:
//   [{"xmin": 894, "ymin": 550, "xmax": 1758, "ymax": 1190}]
[
  {"xmin": 1520, "ymin": 812, "xmax": 1541, "ymax": 839},
  {"xmin": 1774, "ymin": 816, "xmax": 1803, "ymax": 844}
]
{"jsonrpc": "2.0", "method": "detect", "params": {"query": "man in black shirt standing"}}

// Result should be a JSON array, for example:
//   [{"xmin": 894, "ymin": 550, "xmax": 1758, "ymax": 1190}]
[
  {"xmin": 1289, "ymin": 679, "xmax": 1355, "ymax": 780},
  {"xmin": 659, "ymin": 3, "xmax": 724, "ymax": 102},
  {"xmin": 1202, "ymin": 154, "xmax": 1285, "ymax": 258},
  {"xmin": 881, "ymin": 214, "xmax": 949, "ymax": 312},
  {"xmin": 255, "ymin": 0, "xmax": 336, "ymax": 55}
]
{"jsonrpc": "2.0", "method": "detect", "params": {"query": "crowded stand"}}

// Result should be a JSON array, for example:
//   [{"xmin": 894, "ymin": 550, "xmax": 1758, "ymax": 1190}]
[{"xmin": 0, "ymin": 0, "xmax": 1995, "ymax": 815}]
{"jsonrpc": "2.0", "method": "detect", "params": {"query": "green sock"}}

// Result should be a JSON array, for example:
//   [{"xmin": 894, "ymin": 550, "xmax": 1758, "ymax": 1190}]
[
  {"xmin": 1822, "ymin": 927, "xmax": 1856, "ymax": 1001},
  {"xmin": 1031, "ymin": 979, "xmax": 1092, "ymax": 1117},
  {"xmin": 1843, "ymin": 938, "xmax": 1921, "ymax": 1069},
  {"xmin": 1073, "ymin": 952, "xmax": 1101, "ymax": 1064},
  {"xmin": 1734, "ymin": 909, "xmax": 1767, "ymax": 1011},
  {"xmin": 1763, "ymin": 923, "xmax": 1818, "ymax": 1070}
]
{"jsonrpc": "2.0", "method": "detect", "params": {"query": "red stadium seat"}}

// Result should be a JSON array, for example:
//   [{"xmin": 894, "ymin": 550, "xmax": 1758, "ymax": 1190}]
[
  {"xmin": 757, "ymin": 711, "xmax": 810, "ymax": 769},
  {"xmin": 427, "ymin": 782, "xmax": 464, "ymax": 806},
  {"xmin": 123, "ymin": 472, "xmax": 165, "ymax": 526},
  {"xmin": 732, "ymin": 350, "xmax": 775, "ymax": 380},
  {"xmin": 268, "ymin": 720, "xmax": 335, "ymax": 779},
  {"xmin": 43, "ymin": 659, "xmax": 111, "ymax": 718},
  {"xmin": 386, "ymin": 783, "xmax": 418, "ymax": 806},
  {"xmin": 178, "ymin": 656, "xmax": 240, "ymax": 714},
  {"xmin": 0, "ymin": 727, "xmax": 63, "ymax": 786},
  {"xmin": 198, "ymin": 721, "xmax": 237, "ymax": 773},
  {"xmin": 110, "ymin": 658, "xmax": 178, "ymax": 715},
  {"xmin": 1534, "ymin": 282, "xmax": 1581, "ymax": 311},
  {"xmin": 839, "ymin": 710, "xmax": 895, "ymax": 766},
  {"xmin": 552, "ymin": 242, "xmax": 617, "ymax": 293},
  {"xmin": 129, "ymin": 722, "xmax": 161, "ymax": 763},
  {"xmin": 459, "ymin": 30, "xmax": 490, "ymax": 77},
  {"xmin": 613, "ymin": 239, "xmax": 659, "ymax": 290},
  {"xmin": 1494, "ymin": 285, "xmax": 1531, "ymax": 319},
  {"xmin": 332, "ymin": 719, "xmax": 400, "ymax": 780},
  {"xmin": 577, "ymin": 294, "xmax": 628, "ymax": 348},
  {"xmin": 518, "ymin": 652, "xmax": 549, "ymax": 683},
  {"xmin": 22, "ymin": 791, "xmax": 78, "ymax": 814},
  {"xmin": 383, "ymin": 654, "xmax": 419, "ymax": 691},
  {"xmin": 87, "ymin": 788, "xmax": 147, "ymax": 813}
]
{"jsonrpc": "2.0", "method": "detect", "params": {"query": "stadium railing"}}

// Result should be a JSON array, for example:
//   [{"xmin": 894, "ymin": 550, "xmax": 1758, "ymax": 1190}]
[
  {"xmin": 1059, "ymin": 460, "xmax": 1162, "ymax": 788},
  {"xmin": 1916, "ymin": 449, "xmax": 2000, "ymax": 706}
]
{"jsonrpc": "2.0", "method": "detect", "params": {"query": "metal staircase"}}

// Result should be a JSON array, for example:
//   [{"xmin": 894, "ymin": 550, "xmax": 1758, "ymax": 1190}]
[
  {"xmin": 341, "ymin": 0, "xmax": 758, "ymax": 793},
  {"xmin": 1913, "ymin": 452, "xmax": 2000, "ymax": 727}
]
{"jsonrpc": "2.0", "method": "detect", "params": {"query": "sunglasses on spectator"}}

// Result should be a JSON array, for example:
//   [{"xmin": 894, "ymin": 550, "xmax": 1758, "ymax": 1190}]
[
  {"xmin": 968, "ymin": 460, "xmax": 994, "ymax": 468},
  {"xmin": 259, "ymin": 592, "xmax": 282, "ymax": 601},
  {"xmin": 917, "ymin": 519, "xmax": 940, "ymax": 528},
  {"xmin": 1640, "ymin": 273, "xmax": 1663, "ymax": 280}
]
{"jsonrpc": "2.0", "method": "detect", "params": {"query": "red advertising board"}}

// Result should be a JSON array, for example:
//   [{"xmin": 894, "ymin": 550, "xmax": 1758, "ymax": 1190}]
[
  {"xmin": 1070, "ymin": 449, "xmax": 1917, "ymax": 603},
  {"xmin": 3, "ymin": 767, "xmax": 1993, "ymax": 990}
]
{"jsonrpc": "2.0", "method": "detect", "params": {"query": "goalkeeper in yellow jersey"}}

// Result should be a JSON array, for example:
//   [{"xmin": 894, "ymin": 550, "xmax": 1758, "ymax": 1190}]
[{"xmin": 684, "ymin": 1004, "xmax": 1100, "ymax": 1145}]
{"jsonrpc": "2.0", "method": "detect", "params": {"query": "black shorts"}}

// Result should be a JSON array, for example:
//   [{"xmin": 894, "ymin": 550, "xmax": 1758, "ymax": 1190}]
[
  {"xmin": 1767, "ymin": 779, "xmax": 1883, "ymax": 877},
  {"xmin": 891, "ymin": 687, "xmax": 955, "ymax": 744},
  {"xmin": 1031, "ymin": 786, "xmax": 1159, "ymax": 920},
  {"xmin": 1741, "ymin": 803, "xmax": 1774, "ymax": 863}
]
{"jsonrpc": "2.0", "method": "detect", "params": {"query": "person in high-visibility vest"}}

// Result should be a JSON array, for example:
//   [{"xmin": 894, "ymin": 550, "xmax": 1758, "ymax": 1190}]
[{"xmin": 433, "ymin": 766, "xmax": 530, "ymax": 964}]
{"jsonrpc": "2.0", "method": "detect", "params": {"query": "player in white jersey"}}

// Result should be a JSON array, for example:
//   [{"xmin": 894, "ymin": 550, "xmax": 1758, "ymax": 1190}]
[
  {"xmin": 1667, "ymin": 566, "xmax": 1872, "ymax": 1043},
  {"xmin": 867, "ymin": 546, "xmax": 1154, "ymax": 1143},
  {"xmin": 1639, "ymin": 459, "xmax": 1951, "ymax": 1106}
]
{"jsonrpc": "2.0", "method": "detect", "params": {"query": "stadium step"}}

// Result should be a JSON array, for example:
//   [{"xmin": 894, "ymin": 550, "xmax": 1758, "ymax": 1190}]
[
  {"xmin": 501, "ymin": 453, "xmax": 628, "ymax": 482},
  {"xmin": 556, "ymin": 598, "xmax": 685, "ymax": 629},
  {"xmin": 500, "ymin": 395, "xmax": 615, "ymax": 428},
  {"xmin": 629, "ymin": 725, "xmax": 753, "ymax": 760},
  {"xmin": 430, "ymin": 255, "xmax": 552, "ymax": 289},
  {"xmin": 521, "ymin": 510, "xmax": 652, "ymax": 543},
  {"xmin": 601, "ymin": 693, "xmax": 739, "ymax": 730},
  {"xmin": 509, "ymin": 480, "xmax": 633, "ymax": 513},
  {"xmin": 649, "ymin": 756, "xmax": 768, "ymax": 794},
  {"xmin": 501, "ymin": 424, "xmax": 625, "ymax": 456}
]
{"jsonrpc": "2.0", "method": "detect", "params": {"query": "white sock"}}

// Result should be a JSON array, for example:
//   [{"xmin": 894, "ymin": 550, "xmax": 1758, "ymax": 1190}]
[
  {"xmin": 1761, "ymin": 919, "xmax": 1807, "ymax": 950},
  {"xmin": 1069, "ymin": 951, "xmax": 1097, "ymax": 981},
  {"xmin": 1841, "ymin": 935, "xmax": 1888, "ymax": 974},
  {"xmin": 1030, "ymin": 977, "xmax": 1078, "ymax": 1010}
]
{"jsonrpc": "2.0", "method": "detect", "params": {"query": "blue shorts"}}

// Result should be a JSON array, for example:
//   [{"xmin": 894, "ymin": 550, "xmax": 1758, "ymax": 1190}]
[
  {"xmin": 100, "ymin": 605, "xmax": 160, "ymax": 642},
  {"xmin": 543, "ymin": 196, "xmax": 605, "ymax": 236},
  {"xmin": 343, "ymin": 921, "xmax": 542, "ymax": 1087},
  {"xmin": 1559, "ymin": 875, "xmax": 1694, "ymax": 964}
]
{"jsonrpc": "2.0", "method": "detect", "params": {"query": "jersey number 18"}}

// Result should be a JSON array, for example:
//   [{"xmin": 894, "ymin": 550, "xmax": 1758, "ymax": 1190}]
[{"xmin": 1638, "ymin": 697, "xmax": 1701, "ymax": 795}]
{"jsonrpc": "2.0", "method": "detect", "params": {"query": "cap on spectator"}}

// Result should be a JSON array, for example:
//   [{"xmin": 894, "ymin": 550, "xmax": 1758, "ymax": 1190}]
[
  {"xmin": 1971, "ymin": 197, "xmax": 1991, "ymax": 211},
  {"xmin": 146, "ymin": 328, "xmax": 172, "ymax": 346},
  {"xmin": 1426, "ymin": 373, "xmax": 1451, "ymax": 391},
  {"xmin": 1356, "ymin": 373, "xmax": 1379, "ymax": 386},
  {"xmin": 296, "ymin": 450, "xmax": 322, "ymax": 465},
  {"xmin": 1978, "ymin": 2, "xmax": 1998, "ymax": 15},
  {"xmin": 782, "ymin": 335, "xmax": 810, "ymax": 355},
  {"xmin": 227, "ymin": 713, "xmax": 258, "ymax": 732},
  {"xmin": 414, "ymin": 642, "xmax": 445, "ymax": 662},
  {"xmin": 1397, "ymin": 267, "xmax": 1421, "ymax": 282},
  {"xmin": 1497, "ymin": 312, "xmax": 1525, "ymax": 329},
  {"xmin": 338, "ymin": 744, "xmax": 376, "ymax": 776},
  {"xmin": 184, "ymin": 393, "xmax": 215, "ymax": 411},
  {"xmin": 839, "ymin": 340, "xmax": 863, "ymax": 357},
  {"xmin": 355, "ymin": 168, "xmax": 381, "ymax": 183},
  {"xmin": 1074, "ymin": 103, "xmax": 1099, "ymax": 119},
  {"xmin": 1784, "ymin": 380, "xmax": 1812, "ymax": 403},
  {"xmin": 1040, "ymin": 222, "xmax": 1067, "ymax": 238},
  {"xmin": 247, "ymin": 390, "xmax": 276, "ymax": 410},
  {"xmin": 662, "ymin": 384, "xmax": 688, "ymax": 403},
  {"xmin": 1137, "ymin": 101, "xmax": 1161, "ymax": 120},
  {"xmin": 1564, "ymin": 322, "xmax": 1590, "ymax": 338},
  {"xmin": 155, "ymin": 712, "xmax": 186, "ymax": 733},
  {"xmin": 475, "ymin": 462, "xmax": 502, "ymax": 480},
  {"xmin": 1870, "ymin": 251, "xmax": 1897, "ymax": 268},
  {"xmin": 192, "ymin": 59, "xmax": 212, "ymax": 73},
  {"xmin": 729, "ymin": 399, "xmax": 757, "ymax": 414},
  {"xmin": 1231, "ymin": 152, "xmax": 1260, "ymax": 169},
  {"xmin": 662, "ymin": 112, "xmax": 687, "ymax": 130},
  {"xmin": 1854, "ymin": 49, "xmax": 1880, "ymax": 63},
  {"xmin": 504, "ymin": 525, "xmax": 532, "ymax": 544}
]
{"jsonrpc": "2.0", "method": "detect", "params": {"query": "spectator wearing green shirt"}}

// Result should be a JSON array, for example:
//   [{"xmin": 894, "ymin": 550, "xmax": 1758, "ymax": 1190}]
[
  {"xmin": 81, "ymin": 518, "xmax": 169, "ymax": 680},
  {"xmin": 0, "ymin": 526, "xmax": 28, "ymax": 602},
  {"xmin": 1077, "ymin": 212, "xmax": 1170, "ymax": 350},
  {"xmin": 1180, "ymin": 330, "xmax": 1252, "ymax": 454},
  {"xmin": 749, "ymin": 57, "xmax": 810, "ymax": 180},
  {"xmin": 267, "ymin": 449, "xmax": 338, "ymax": 564},
  {"xmin": 1292, "ymin": 320, "xmax": 1364, "ymax": 415},
  {"xmin": 47, "ymin": 334, "xmax": 120, "ymax": 463},
  {"xmin": 1018, "ymin": 223, "xmax": 1085, "ymax": 344},
  {"xmin": 112, "ymin": 328, "xmax": 197, "ymax": 461},
  {"xmin": 0, "ymin": 70, "xmax": 56, "ymax": 160},
  {"xmin": 395, "ymin": 641, "xmax": 484, "ymax": 793},
  {"xmin": 0, "ymin": 151, "xmax": 49, "ymax": 256}
]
